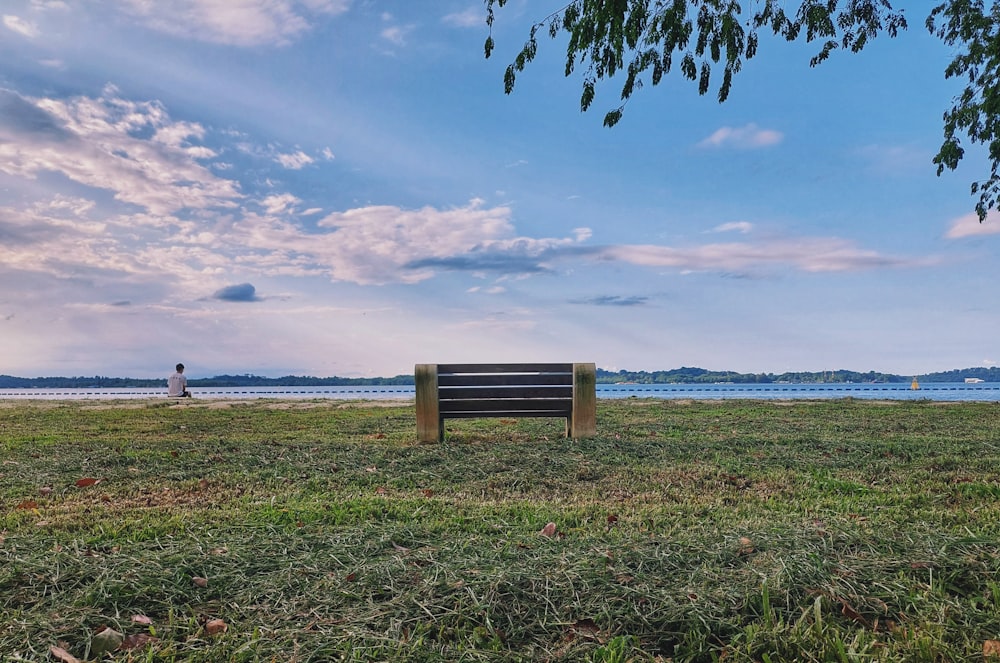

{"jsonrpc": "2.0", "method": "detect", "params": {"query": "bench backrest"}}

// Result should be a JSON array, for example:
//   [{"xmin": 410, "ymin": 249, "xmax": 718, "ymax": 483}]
[
  {"xmin": 438, "ymin": 363, "xmax": 574, "ymax": 418},
  {"xmin": 415, "ymin": 362, "xmax": 596, "ymax": 442}
]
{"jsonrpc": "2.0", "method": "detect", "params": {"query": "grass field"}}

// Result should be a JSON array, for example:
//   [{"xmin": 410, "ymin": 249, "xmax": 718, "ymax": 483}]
[{"xmin": 1, "ymin": 398, "xmax": 999, "ymax": 662}]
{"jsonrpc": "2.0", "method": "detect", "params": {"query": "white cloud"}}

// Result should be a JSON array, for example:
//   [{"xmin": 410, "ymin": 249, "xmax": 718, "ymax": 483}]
[
  {"xmin": 380, "ymin": 24, "xmax": 411, "ymax": 46},
  {"xmin": 945, "ymin": 212, "xmax": 1000, "ymax": 239},
  {"xmin": 274, "ymin": 150, "xmax": 315, "ymax": 169},
  {"xmin": 3, "ymin": 14, "xmax": 39, "ymax": 37},
  {"xmin": 30, "ymin": 1, "xmax": 70, "ymax": 9},
  {"xmin": 597, "ymin": 237, "xmax": 932, "ymax": 273},
  {"xmin": 698, "ymin": 123, "xmax": 783, "ymax": 149},
  {"xmin": 306, "ymin": 200, "xmax": 516, "ymax": 284},
  {"xmin": 710, "ymin": 221, "xmax": 753, "ymax": 234},
  {"xmin": 442, "ymin": 7, "xmax": 482, "ymax": 28},
  {"xmin": 262, "ymin": 193, "xmax": 301, "ymax": 215},
  {"xmin": 112, "ymin": 0, "xmax": 351, "ymax": 47},
  {"xmin": 0, "ymin": 87, "xmax": 241, "ymax": 215}
]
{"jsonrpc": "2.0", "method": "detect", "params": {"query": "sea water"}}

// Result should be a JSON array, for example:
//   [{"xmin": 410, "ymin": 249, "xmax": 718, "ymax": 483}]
[{"xmin": 0, "ymin": 382, "xmax": 997, "ymax": 401}]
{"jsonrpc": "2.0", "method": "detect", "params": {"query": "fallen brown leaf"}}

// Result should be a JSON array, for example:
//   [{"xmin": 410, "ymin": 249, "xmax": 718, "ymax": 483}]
[
  {"xmin": 539, "ymin": 522, "xmax": 557, "ymax": 537},
  {"xmin": 15, "ymin": 499, "xmax": 38, "ymax": 510},
  {"xmin": 192, "ymin": 576, "xmax": 208, "ymax": 588},
  {"xmin": 49, "ymin": 645, "xmax": 81, "ymax": 663},
  {"xmin": 421, "ymin": 489, "xmax": 433, "ymax": 498},
  {"xmin": 39, "ymin": 486, "xmax": 53, "ymax": 496},
  {"xmin": 985, "ymin": 640, "xmax": 1000, "ymax": 658},
  {"xmin": 120, "ymin": 633, "xmax": 158, "ymax": 650},
  {"xmin": 840, "ymin": 601, "xmax": 869, "ymax": 627},
  {"xmin": 205, "ymin": 618, "xmax": 228, "ymax": 635},
  {"xmin": 131, "ymin": 614, "xmax": 153, "ymax": 625},
  {"xmin": 75, "ymin": 478, "xmax": 101, "ymax": 488}
]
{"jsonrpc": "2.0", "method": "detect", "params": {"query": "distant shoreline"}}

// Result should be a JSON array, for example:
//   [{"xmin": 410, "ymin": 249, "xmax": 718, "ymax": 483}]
[{"xmin": 1, "ymin": 366, "xmax": 998, "ymax": 389}]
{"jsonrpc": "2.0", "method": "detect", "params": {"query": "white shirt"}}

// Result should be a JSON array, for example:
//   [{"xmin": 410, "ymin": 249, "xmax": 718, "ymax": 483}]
[{"xmin": 167, "ymin": 371, "xmax": 188, "ymax": 396}]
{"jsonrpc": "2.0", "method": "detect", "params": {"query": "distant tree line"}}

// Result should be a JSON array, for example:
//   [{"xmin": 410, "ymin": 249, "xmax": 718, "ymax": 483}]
[
  {"xmin": 0, "ymin": 374, "xmax": 415, "ymax": 389},
  {"xmin": 595, "ymin": 366, "xmax": 1000, "ymax": 384},
  {"xmin": 2, "ymin": 367, "xmax": 998, "ymax": 389}
]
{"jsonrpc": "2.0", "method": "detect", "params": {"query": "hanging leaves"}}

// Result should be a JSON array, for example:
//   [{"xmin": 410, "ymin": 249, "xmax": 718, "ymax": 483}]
[{"xmin": 486, "ymin": 1, "xmax": 905, "ymax": 116}]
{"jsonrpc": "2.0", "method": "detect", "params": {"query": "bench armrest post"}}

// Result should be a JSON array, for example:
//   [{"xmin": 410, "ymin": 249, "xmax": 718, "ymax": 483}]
[
  {"xmin": 571, "ymin": 362, "xmax": 597, "ymax": 438},
  {"xmin": 415, "ymin": 364, "xmax": 441, "ymax": 442}
]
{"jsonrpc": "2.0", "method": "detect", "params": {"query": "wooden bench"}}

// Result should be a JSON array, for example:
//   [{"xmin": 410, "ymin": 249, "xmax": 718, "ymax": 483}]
[{"xmin": 414, "ymin": 363, "xmax": 597, "ymax": 442}]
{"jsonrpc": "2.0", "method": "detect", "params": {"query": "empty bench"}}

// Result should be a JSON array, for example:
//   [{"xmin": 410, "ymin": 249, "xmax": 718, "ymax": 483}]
[{"xmin": 415, "ymin": 363, "xmax": 596, "ymax": 442}]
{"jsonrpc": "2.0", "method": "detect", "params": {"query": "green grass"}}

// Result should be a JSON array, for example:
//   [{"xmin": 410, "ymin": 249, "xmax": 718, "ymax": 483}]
[{"xmin": 1, "ymin": 398, "xmax": 999, "ymax": 661}]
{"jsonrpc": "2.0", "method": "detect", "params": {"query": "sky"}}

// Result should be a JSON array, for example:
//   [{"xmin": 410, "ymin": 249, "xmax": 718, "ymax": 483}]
[{"xmin": 1, "ymin": 1, "xmax": 998, "ymax": 380}]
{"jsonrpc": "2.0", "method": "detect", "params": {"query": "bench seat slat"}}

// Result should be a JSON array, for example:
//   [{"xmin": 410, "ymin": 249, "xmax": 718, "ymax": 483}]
[
  {"xmin": 440, "ymin": 386, "xmax": 573, "ymax": 400},
  {"xmin": 442, "ymin": 410, "xmax": 572, "ymax": 419},
  {"xmin": 438, "ymin": 363, "xmax": 573, "ymax": 374},
  {"xmin": 438, "ymin": 373, "xmax": 572, "ymax": 387},
  {"xmin": 440, "ymin": 398, "xmax": 572, "ymax": 413}
]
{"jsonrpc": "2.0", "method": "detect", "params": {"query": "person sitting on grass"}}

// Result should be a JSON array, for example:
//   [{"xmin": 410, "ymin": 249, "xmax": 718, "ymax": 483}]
[{"xmin": 168, "ymin": 363, "xmax": 191, "ymax": 398}]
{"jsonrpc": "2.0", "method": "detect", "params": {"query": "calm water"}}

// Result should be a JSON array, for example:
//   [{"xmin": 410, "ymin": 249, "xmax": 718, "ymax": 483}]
[{"xmin": 0, "ymin": 382, "xmax": 997, "ymax": 401}]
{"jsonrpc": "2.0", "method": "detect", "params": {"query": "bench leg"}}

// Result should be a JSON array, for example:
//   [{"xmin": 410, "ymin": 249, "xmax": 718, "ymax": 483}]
[
  {"xmin": 415, "ymin": 364, "xmax": 440, "ymax": 443},
  {"xmin": 570, "ymin": 362, "xmax": 597, "ymax": 438}
]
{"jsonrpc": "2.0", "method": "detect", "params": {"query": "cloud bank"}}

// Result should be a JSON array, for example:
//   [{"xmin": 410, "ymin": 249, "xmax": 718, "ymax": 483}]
[
  {"xmin": 0, "ymin": 86, "xmax": 938, "ymax": 306},
  {"xmin": 112, "ymin": 0, "xmax": 352, "ymax": 46}
]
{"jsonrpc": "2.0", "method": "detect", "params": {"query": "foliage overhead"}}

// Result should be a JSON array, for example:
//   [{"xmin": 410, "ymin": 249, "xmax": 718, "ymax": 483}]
[
  {"xmin": 927, "ymin": 1, "xmax": 1000, "ymax": 220},
  {"xmin": 484, "ymin": 0, "xmax": 1000, "ymax": 220}
]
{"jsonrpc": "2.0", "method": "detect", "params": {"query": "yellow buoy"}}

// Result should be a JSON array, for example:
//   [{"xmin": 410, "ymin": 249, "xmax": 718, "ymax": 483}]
[{"xmin": 911, "ymin": 377, "xmax": 920, "ymax": 390}]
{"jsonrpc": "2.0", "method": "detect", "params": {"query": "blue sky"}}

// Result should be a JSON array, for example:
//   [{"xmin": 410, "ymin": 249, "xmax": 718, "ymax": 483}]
[{"xmin": 1, "ymin": 1, "xmax": 997, "ymax": 379}]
